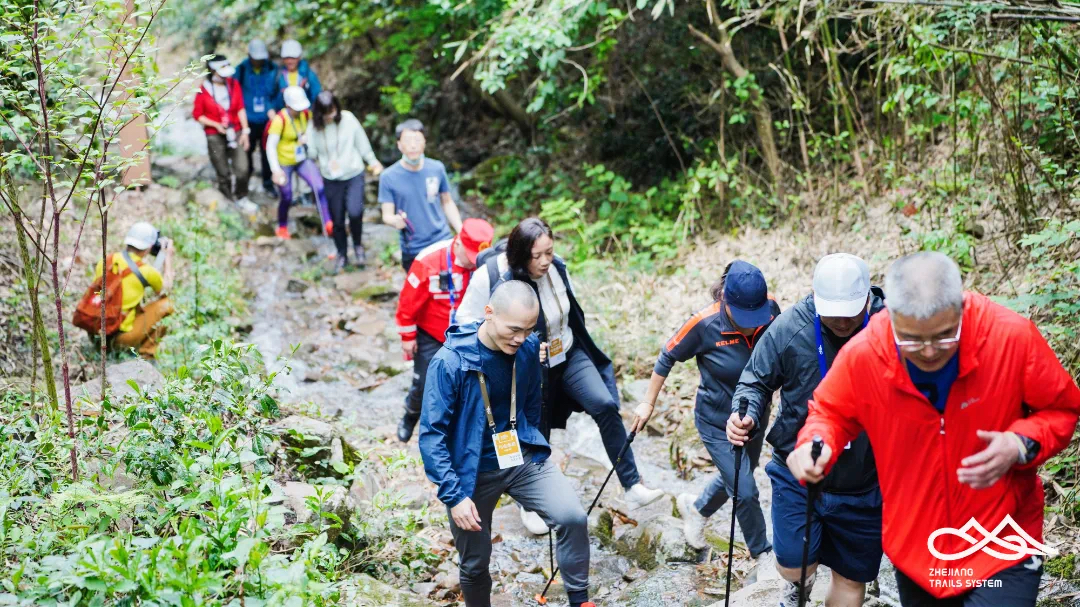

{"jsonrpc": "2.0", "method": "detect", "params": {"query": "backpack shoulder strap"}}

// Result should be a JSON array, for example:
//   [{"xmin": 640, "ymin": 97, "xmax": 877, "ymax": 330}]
[
  {"xmin": 485, "ymin": 255, "xmax": 500, "ymax": 294},
  {"xmin": 120, "ymin": 250, "xmax": 150, "ymax": 288}
]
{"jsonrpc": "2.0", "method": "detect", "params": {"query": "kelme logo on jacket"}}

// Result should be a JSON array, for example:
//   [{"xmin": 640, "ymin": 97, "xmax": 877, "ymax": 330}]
[{"xmin": 928, "ymin": 514, "xmax": 1058, "ymax": 562}]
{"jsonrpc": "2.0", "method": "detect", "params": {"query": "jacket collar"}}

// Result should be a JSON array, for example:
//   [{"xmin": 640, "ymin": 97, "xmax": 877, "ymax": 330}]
[
  {"xmin": 443, "ymin": 320, "xmax": 485, "ymax": 372},
  {"xmin": 871, "ymin": 292, "xmax": 988, "ymax": 392}
]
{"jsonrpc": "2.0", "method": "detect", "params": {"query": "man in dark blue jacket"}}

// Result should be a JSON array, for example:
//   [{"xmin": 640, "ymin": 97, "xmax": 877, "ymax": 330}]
[
  {"xmin": 272, "ymin": 39, "xmax": 322, "ymax": 113},
  {"xmin": 419, "ymin": 281, "xmax": 594, "ymax": 607},
  {"xmin": 234, "ymin": 39, "xmax": 280, "ymax": 193}
]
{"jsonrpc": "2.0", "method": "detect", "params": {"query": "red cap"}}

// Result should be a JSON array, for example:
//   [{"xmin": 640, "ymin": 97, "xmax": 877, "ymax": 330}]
[{"xmin": 458, "ymin": 218, "xmax": 495, "ymax": 264}]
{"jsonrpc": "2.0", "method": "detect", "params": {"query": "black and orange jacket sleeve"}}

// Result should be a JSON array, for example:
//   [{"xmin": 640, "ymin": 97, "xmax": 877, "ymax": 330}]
[{"xmin": 654, "ymin": 302, "xmax": 723, "ymax": 377}]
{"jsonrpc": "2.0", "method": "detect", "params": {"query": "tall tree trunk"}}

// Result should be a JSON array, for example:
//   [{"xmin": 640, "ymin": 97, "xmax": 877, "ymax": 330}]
[
  {"xmin": 50, "ymin": 211, "xmax": 79, "ymax": 481},
  {"xmin": 689, "ymin": 23, "xmax": 785, "ymax": 199},
  {"xmin": 99, "ymin": 203, "xmax": 108, "ymax": 403},
  {"xmin": 12, "ymin": 207, "xmax": 59, "ymax": 410}
]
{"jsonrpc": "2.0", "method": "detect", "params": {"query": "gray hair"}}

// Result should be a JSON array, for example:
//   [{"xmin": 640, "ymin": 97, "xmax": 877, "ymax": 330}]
[
  {"xmin": 885, "ymin": 252, "xmax": 963, "ymax": 320},
  {"xmin": 489, "ymin": 280, "xmax": 539, "ymax": 314}
]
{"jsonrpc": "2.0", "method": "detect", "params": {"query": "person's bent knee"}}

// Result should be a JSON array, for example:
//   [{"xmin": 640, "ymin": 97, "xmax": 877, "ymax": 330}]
[
  {"xmin": 551, "ymin": 506, "xmax": 587, "ymax": 532},
  {"xmin": 777, "ymin": 562, "xmax": 816, "ymax": 583}
]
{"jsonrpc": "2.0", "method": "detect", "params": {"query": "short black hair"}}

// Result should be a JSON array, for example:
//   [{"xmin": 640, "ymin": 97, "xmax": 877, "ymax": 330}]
[
  {"xmin": 395, "ymin": 119, "xmax": 424, "ymax": 139},
  {"xmin": 206, "ymin": 53, "xmax": 228, "ymax": 73},
  {"xmin": 506, "ymin": 217, "xmax": 554, "ymax": 274}
]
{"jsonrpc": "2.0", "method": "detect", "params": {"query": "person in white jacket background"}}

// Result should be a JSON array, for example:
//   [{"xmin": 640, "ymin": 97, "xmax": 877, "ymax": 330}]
[{"xmin": 308, "ymin": 91, "xmax": 384, "ymax": 269}]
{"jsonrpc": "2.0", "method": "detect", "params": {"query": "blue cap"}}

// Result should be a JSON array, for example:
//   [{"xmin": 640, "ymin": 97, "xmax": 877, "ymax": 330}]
[{"xmin": 723, "ymin": 260, "xmax": 772, "ymax": 328}]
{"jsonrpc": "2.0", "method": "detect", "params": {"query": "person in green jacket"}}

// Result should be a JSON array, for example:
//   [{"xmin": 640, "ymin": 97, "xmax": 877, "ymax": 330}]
[{"xmin": 308, "ymin": 91, "xmax": 384, "ymax": 269}]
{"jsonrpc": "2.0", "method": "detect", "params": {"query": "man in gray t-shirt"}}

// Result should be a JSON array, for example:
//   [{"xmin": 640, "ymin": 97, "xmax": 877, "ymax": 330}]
[{"xmin": 379, "ymin": 119, "xmax": 463, "ymax": 270}]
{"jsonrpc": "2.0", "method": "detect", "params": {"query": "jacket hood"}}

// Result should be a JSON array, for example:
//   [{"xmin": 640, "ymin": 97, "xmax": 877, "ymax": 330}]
[
  {"xmin": 865, "ymin": 290, "xmax": 994, "ymax": 385},
  {"xmin": 443, "ymin": 321, "xmax": 483, "ymax": 371}
]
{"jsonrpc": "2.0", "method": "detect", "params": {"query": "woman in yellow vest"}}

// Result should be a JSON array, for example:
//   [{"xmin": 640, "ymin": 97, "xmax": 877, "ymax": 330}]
[{"xmin": 266, "ymin": 86, "xmax": 331, "ymax": 239}]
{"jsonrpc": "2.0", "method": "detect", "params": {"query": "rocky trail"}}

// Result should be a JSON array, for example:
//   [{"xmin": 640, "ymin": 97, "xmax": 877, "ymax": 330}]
[{"xmin": 200, "ymin": 181, "xmax": 902, "ymax": 606}]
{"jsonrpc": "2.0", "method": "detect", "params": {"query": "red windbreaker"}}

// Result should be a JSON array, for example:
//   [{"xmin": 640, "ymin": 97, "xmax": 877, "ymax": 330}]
[
  {"xmin": 192, "ymin": 79, "xmax": 245, "ymax": 136},
  {"xmin": 799, "ymin": 292, "xmax": 1080, "ymax": 597},
  {"xmin": 396, "ymin": 239, "xmax": 471, "ymax": 343}
]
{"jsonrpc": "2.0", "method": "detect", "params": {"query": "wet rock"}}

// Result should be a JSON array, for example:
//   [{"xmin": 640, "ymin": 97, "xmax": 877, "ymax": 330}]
[
  {"xmin": 268, "ymin": 414, "xmax": 358, "ymax": 473},
  {"xmin": 614, "ymin": 514, "xmax": 701, "ymax": 569},
  {"xmin": 334, "ymin": 270, "xmax": 375, "ymax": 293},
  {"xmin": 337, "ymin": 573, "xmax": 439, "ymax": 606},
  {"xmin": 194, "ymin": 186, "xmax": 227, "ymax": 210},
  {"xmin": 284, "ymin": 238, "xmax": 319, "ymax": 260},
  {"xmin": 353, "ymin": 283, "xmax": 398, "ymax": 302},
  {"xmin": 286, "ymin": 278, "xmax": 311, "ymax": 293},
  {"xmin": 614, "ymin": 562, "xmax": 701, "ymax": 606},
  {"xmin": 69, "ymin": 360, "xmax": 165, "ymax": 414}
]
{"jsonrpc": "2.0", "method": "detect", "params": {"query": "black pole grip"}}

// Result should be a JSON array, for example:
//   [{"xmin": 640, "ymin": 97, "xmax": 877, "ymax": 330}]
[
  {"xmin": 737, "ymin": 397, "xmax": 749, "ymax": 419},
  {"xmin": 810, "ymin": 436, "xmax": 823, "ymax": 465}
]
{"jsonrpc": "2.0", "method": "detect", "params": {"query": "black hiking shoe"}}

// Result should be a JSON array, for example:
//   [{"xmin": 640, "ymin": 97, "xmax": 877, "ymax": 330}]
[
  {"xmin": 397, "ymin": 413, "xmax": 419, "ymax": 443},
  {"xmin": 353, "ymin": 245, "xmax": 367, "ymax": 268}
]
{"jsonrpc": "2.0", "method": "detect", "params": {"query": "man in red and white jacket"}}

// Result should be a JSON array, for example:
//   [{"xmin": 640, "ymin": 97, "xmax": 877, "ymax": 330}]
[
  {"xmin": 396, "ymin": 217, "xmax": 495, "ymax": 443},
  {"xmin": 192, "ymin": 54, "xmax": 253, "ymax": 210},
  {"xmin": 789, "ymin": 252, "xmax": 1080, "ymax": 605}
]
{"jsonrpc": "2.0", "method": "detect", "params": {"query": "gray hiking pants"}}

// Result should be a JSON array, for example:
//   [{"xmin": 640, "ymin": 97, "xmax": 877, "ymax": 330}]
[{"xmin": 447, "ymin": 453, "xmax": 590, "ymax": 606}]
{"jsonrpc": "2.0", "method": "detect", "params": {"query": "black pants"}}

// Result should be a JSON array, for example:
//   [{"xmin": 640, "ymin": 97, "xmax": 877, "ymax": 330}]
[
  {"xmin": 404, "ymin": 329, "xmax": 444, "ymax": 419},
  {"xmin": 246, "ymin": 121, "xmax": 273, "ymax": 188},
  {"xmin": 401, "ymin": 253, "xmax": 416, "ymax": 272},
  {"xmin": 894, "ymin": 556, "xmax": 1043, "ymax": 606},
  {"xmin": 207, "ymin": 134, "xmax": 249, "ymax": 200},
  {"xmin": 549, "ymin": 344, "xmax": 641, "ymax": 489},
  {"xmin": 325, "ymin": 173, "xmax": 365, "ymax": 260}
]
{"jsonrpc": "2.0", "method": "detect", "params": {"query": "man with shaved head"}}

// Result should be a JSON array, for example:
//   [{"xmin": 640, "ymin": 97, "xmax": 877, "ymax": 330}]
[{"xmin": 419, "ymin": 281, "xmax": 595, "ymax": 607}]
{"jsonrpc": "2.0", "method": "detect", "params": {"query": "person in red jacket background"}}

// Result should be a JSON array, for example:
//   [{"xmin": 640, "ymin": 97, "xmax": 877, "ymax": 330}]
[
  {"xmin": 396, "ymin": 217, "xmax": 495, "ymax": 443},
  {"xmin": 192, "ymin": 55, "xmax": 254, "ymax": 212},
  {"xmin": 789, "ymin": 251, "xmax": 1080, "ymax": 605}
]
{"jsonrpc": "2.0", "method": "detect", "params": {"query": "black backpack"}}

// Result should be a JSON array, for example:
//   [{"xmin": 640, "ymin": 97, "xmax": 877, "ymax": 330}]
[{"xmin": 476, "ymin": 237, "xmax": 508, "ymax": 293}]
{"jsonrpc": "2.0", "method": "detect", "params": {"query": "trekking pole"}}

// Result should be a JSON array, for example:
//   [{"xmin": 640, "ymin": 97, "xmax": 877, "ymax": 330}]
[
  {"xmin": 798, "ymin": 437, "xmax": 824, "ymax": 607},
  {"xmin": 724, "ymin": 397, "xmax": 751, "ymax": 607},
  {"xmin": 534, "ymin": 430, "xmax": 638, "ymax": 605}
]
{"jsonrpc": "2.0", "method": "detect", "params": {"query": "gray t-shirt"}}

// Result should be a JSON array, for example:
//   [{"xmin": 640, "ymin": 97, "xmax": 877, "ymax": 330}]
[{"xmin": 378, "ymin": 158, "xmax": 453, "ymax": 256}]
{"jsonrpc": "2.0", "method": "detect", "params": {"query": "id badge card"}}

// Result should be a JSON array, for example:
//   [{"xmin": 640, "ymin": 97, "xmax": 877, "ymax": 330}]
[
  {"xmin": 329, "ymin": 159, "xmax": 341, "ymax": 176},
  {"xmin": 253, "ymin": 96, "xmax": 267, "ymax": 114},
  {"xmin": 493, "ymin": 430, "xmax": 524, "ymax": 469},
  {"xmin": 547, "ymin": 337, "xmax": 566, "ymax": 367},
  {"xmin": 294, "ymin": 144, "xmax": 307, "ymax": 162}
]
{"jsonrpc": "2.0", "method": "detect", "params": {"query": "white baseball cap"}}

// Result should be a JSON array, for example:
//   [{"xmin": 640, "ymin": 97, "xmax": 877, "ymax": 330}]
[
  {"xmin": 813, "ymin": 253, "xmax": 871, "ymax": 317},
  {"xmin": 207, "ymin": 58, "xmax": 235, "ymax": 79},
  {"xmin": 124, "ymin": 222, "xmax": 159, "ymax": 250},
  {"xmin": 283, "ymin": 86, "xmax": 310, "ymax": 111},
  {"xmin": 248, "ymin": 39, "xmax": 269, "ymax": 60},
  {"xmin": 280, "ymin": 39, "xmax": 303, "ymax": 59}
]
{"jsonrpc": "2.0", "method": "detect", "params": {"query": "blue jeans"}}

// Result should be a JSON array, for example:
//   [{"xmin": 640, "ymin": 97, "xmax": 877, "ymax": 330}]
[
  {"xmin": 766, "ymin": 460, "xmax": 883, "ymax": 583},
  {"xmin": 694, "ymin": 410, "xmax": 771, "ymax": 558},
  {"xmin": 551, "ymin": 344, "xmax": 640, "ymax": 488}
]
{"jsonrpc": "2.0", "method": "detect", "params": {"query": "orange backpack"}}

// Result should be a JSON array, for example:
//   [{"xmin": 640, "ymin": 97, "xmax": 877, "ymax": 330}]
[{"xmin": 72, "ymin": 253, "xmax": 144, "ymax": 336}]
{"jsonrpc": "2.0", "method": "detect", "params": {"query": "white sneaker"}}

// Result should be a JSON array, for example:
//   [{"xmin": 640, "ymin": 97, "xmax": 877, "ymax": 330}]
[
  {"xmin": 519, "ymin": 505, "xmax": 549, "ymax": 535},
  {"xmin": 236, "ymin": 197, "xmax": 258, "ymax": 214},
  {"xmin": 779, "ymin": 572, "xmax": 815, "ymax": 607},
  {"xmin": 676, "ymin": 493, "xmax": 707, "ymax": 549},
  {"xmin": 752, "ymin": 550, "xmax": 780, "ymax": 582},
  {"xmin": 624, "ymin": 483, "xmax": 665, "ymax": 510}
]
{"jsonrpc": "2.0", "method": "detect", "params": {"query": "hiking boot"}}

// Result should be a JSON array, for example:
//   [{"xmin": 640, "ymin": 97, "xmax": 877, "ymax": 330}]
[
  {"xmin": 353, "ymin": 245, "xmax": 367, "ymax": 267},
  {"xmin": 333, "ymin": 256, "xmax": 349, "ymax": 273},
  {"xmin": 519, "ymin": 505, "xmax": 550, "ymax": 535},
  {"xmin": 624, "ymin": 483, "xmax": 665, "ymax": 510},
  {"xmin": 275, "ymin": 226, "xmax": 291, "ymax": 240},
  {"xmin": 397, "ymin": 413, "xmax": 419, "ymax": 443},
  {"xmin": 676, "ymin": 493, "xmax": 707, "ymax": 549},
  {"xmin": 779, "ymin": 572, "xmax": 816, "ymax": 607}
]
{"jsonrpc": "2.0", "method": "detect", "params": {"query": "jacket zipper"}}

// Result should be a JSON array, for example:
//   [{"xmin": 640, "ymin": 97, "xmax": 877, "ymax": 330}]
[{"xmin": 940, "ymin": 414, "xmax": 953, "ymax": 585}]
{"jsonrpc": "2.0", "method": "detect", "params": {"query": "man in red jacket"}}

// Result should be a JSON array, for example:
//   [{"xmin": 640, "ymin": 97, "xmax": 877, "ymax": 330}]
[
  {"xmin": 789, "ymin": 251, "xmax": 1080, "ymax": 604},
  {"xmin": 396, "ymin": 217, "xmax": 495, "ymax": 443}
]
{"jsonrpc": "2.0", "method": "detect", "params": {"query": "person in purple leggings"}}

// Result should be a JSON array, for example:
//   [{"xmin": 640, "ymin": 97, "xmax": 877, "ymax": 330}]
[{"xmin": 266, "ymin": 86, "xmax": 330, "ymax": 239}]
